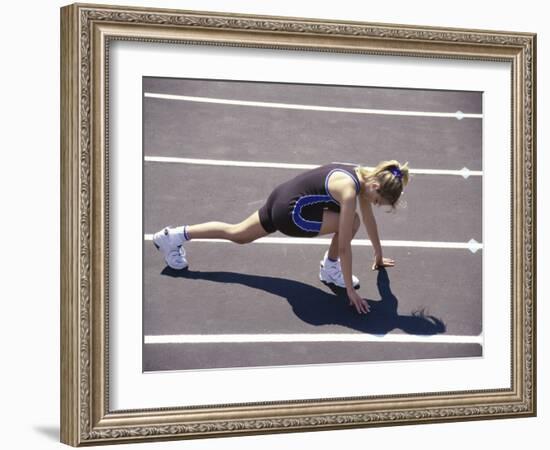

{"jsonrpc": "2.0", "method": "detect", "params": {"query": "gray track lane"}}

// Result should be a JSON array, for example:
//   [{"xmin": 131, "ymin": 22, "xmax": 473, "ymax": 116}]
[
  {"xmin": 144, "ymin": 99, "xmax": 482, "ymax": 171},
  {"xmin": 144, "ymin": 163, "xmax": 482, "ymax": 243},
  {"xmin": 144, "ymin": 342, "xmax": 482, "ymax": 372},
  {"xmin": 143, "ymin": 244, "xmax": 482, "ymax": 336},
  {"xmin": 144, "ymin": 77, "xmax": 482, "ymax": 113},
  {"xmin": 142, "ymin": 77, "xmax": 483, "ymax": 371}
]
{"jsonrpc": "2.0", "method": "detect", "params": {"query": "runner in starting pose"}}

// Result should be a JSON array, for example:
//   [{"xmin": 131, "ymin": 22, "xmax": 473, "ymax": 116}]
[{"xmin": 153, "ymin": 160, "xmax": 409, "ymax": 315}]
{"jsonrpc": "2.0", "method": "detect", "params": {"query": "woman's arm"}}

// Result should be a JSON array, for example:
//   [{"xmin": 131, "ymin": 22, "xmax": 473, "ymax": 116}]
[
  {"xmin": 358, "ymin": 194, "xmax": 383, "ymax": 259},
  {"xmin": 327, "ymin": 174, "xmax": 369, "ymax": 314},
  {"xmin": 337, "ymin": 192, "xmax": 358, "ymax": 291},
  {"xmin": 358, "ymin": 195, "xmax": 395, "ymax": 270},
  {"xmin": 338, "ymin": 192, "xmax": 370, "ymax": 314}
]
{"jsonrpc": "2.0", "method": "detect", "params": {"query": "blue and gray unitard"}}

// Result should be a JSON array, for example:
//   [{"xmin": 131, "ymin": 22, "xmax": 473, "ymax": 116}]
[{"xmin": 258, "ymin": 162, "xmax": 361, "ymax": 237}]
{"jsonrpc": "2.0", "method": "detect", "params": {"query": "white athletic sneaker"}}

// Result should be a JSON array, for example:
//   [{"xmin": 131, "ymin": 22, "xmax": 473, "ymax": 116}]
[
  {"xmin": 319, "ymin": 251, "xmax": 360, "ymax": 289},
  {"xmin": 153, "ymin": 226, "xmax": 188, "ymax": 270}
]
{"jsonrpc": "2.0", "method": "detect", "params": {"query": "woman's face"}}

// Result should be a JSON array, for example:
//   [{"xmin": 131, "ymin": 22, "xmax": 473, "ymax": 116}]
[{"xmin": 365, "ymin": 182, "xmax": 389, "ymax": 207}]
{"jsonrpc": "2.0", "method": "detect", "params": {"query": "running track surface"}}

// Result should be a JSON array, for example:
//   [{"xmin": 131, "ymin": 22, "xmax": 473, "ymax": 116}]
[{"xmin": 142, "ymin": 77, "xmax": 483, "ymax": 371}]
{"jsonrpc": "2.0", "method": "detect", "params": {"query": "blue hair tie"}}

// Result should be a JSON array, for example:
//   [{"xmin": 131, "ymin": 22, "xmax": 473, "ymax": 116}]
[{"xmin": 390, "ymin": 166, "xmax": 403, "ymax": 180}]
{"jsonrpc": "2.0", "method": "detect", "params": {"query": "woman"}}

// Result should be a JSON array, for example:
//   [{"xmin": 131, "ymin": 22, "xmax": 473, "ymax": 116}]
[{"xmin": 153, "ymin": 160, "xmax": 409, "ymax": 314}]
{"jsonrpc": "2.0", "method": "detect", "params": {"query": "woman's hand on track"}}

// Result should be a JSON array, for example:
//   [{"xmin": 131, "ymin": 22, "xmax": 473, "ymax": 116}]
[
  {"xmin": 372, "ymin": 257, "xmax": 395, "ymax": 271},
  {"xmin": 347, "ymin": 290, "xmax": 370, "ymax": 315}
]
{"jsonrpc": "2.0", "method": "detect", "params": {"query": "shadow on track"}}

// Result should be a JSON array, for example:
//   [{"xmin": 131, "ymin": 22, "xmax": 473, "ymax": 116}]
[{"xmin": 161, "ymin": 267, "xmax": 446, "ymax": 336}]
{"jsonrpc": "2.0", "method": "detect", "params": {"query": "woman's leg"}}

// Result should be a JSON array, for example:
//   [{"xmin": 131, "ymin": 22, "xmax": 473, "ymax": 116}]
[
  {"xmin": 318, "ymin": 210, "xmax": 360, "ymax": 259},
  {"xmin": 186, "ymin": 210, "xmax": 269, "ymax": 244},
  {"xmin": 153, "ymin": 211, "xmax": 269, "ymax": 270},
  {"xmin": 317, "ymin": 210, "xmax": 361, "ymax": 289}
]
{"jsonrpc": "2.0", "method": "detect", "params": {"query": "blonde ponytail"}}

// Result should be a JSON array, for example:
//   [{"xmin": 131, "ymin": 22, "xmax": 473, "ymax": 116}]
[{"xmin": 357, "ymin": 160, "xmax": 409, "ymax": 208}]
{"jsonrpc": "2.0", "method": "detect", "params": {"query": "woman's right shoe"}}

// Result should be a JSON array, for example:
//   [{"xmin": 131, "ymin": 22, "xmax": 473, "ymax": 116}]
[
  {"xmin": 319, "ymin": 252, "xmax": 360, "ymax": 289},
  {"xmin": 153, "ymin": 226, "xmax": 188, "ymax": 270}
]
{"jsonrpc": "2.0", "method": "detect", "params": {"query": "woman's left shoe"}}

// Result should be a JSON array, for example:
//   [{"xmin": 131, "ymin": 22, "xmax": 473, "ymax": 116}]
[
  {"xmin": 319, "ymin": 251, "xmax": 360, "ymax": 289},
  {"xmin": 153, "ymin": 226, "xmax": 188, "ymax": 270}
]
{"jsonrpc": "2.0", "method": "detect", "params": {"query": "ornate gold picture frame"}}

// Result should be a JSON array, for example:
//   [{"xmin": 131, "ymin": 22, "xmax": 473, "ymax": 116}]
[{"xmin": 60, "ymin": 3, "xmax": 536, "ymax": 446}]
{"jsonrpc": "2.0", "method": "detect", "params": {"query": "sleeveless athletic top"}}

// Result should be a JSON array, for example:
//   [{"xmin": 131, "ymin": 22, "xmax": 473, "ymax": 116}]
[
  {"xmin": 288, "ymin": 162, "xmax": 361, "ymax": 215},
  {"xmin": 260, "ymin": 162, "xmax": 362, "ymax": 236}
]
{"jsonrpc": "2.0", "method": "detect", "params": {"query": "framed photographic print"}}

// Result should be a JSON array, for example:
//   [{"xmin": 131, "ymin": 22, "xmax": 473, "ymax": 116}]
[{"xmin": 60, "ymin": 3, "xmax": 536, "ymax": 446}]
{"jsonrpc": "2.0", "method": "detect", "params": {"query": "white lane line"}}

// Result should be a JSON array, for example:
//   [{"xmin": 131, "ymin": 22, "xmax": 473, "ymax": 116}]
[
  {"xmin": 144, "ymin": 156, "xmax": 483, "ymax": 178},
  {"xmin": 144, "ymin": 92, "xmax": 483, "ymax": 120},
  {"xmin": 144, "ymin": 333, "xmax": 484, "ymax": 345},
  {"xmin": 145, "ymin": 235, "xmax": 483, "ymax": 252},
  {"xmin": 145, "ymin": 156, "xmax": 317, "ymax": 171}
]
